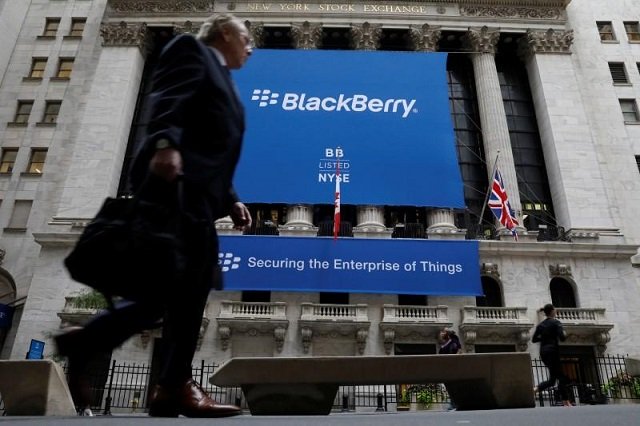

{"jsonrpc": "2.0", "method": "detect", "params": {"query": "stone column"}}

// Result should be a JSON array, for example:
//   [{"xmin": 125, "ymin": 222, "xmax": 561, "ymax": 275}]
[
  {"xmin": 409, "ymin": 25, "xmax": 460, "ymax": 238},
  {"xmin": 348, "ymin": 23, "xmax": 388, "ymax": 238},
  {"xmin": 290, "ymin": 21, "xmax": 323, "ymax": 49},
  {"xmin": 54, "ymin": 22, "xmax": 149, "ymax": 220},
  {"xmin": 518, "ymin": 29, "xmax": 618, "ymax": 241},
  {"xmin": 279, "ymin": 22, "xmax": 323, "ymax": 236},
  {"xmin": 427, "ymin": 208, "xmax": 461, "ymax": 239},
  {"xmin": 463, "ymin": 27, "xmax": 524, "ymax": 236},
  {"xmin": 280, "ymin": 204, "xmax": 317, "ymax": 237},
  {"xmin": 353, "ymin": 206, "xmax": 391, "ymax": 238}
]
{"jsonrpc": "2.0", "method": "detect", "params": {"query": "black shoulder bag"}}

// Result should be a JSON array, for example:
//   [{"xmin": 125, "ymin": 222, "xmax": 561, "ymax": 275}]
[{"xmin": 64, "ymin": 179, "xmax": 185, "ymax": 304}]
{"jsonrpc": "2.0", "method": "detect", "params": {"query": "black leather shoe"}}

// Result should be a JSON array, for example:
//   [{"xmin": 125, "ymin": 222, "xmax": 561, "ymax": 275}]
[
  {"xmin": 149, "ymin": 378, "xmax": 241, "ymax": 418},
  {"xmin": 55, "ymin": 327, "xmax": 92, "ymax": 410}
]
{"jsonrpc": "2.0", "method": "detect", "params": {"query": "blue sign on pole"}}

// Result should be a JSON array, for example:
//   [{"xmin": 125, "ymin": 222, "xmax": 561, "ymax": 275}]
[
  {"xmin": 27, "ymin": 339, "xmax": 45, "ymax": 360},
  {"xmin": 233, "ymin": 50, "xmax": 464, "ymax": 208},
  {"xmin": 219, "ymin": 236, "xmax": 481, "ymax": 296}
]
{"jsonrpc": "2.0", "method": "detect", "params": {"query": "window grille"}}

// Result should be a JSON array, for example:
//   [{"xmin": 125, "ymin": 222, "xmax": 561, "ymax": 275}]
[
  {"xmin": 597, "ymin": 21, "xmax": 615, "ymax": 41},
  {"xmin": 624, "ymin": 21, "xmax": 640, "ymax": 41},
  {"xmin": 608, "ymin": 62, "xmax": 628, "ymax": 84}
]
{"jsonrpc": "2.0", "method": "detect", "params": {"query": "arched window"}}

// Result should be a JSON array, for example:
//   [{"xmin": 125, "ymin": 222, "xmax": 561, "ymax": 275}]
[
  {"xmin": 550, "ymin": 278, "xmax": 577, "ymax": 307},
  {"xmin": 476, "ymin": 277, "xmax": 503, "ymax": 307}
]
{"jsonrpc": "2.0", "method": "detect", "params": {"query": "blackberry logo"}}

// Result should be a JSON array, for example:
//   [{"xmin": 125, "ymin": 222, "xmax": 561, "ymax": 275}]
[
  {"xmin": 219, "ymin": 252, "xmax": 241, "ymax": 272},
  {"xmin": 251, "ymin": 89, "xmax": 280, "ymax": 107},
  {"xmin": 249, "ymin": 88, "xmax": 417, "ymax": 118}
]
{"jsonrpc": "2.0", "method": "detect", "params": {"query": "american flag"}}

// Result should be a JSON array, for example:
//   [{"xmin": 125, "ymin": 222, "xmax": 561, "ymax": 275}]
[
  {"xmin": 488, "ymin": 168, "xmax": 519, "ymax": 240},
  {"xmin": 333, "ymin": 161, "xmax": 341, "ymax": 240}
]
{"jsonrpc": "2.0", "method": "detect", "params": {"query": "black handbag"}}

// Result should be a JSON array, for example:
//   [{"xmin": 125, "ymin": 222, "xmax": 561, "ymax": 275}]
[{"xmin": 64, "ymin": 182, "xmax": 185, "ymax": 304}]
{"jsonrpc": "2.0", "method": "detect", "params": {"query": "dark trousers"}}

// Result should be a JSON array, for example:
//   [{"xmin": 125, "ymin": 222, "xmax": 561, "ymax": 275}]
[
  {"xmin": 537, "ymin": 349, "xmax": 570, "ymax": 400},
  {"xmin": 74, "ymin": 178, "xmax": 217, "ymax": 386}
]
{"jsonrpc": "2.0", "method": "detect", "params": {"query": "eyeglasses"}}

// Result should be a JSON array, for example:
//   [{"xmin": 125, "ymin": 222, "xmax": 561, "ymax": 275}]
[{"xmin": 240, "ymin": 34, "xmax": 253, "ymax": 48}]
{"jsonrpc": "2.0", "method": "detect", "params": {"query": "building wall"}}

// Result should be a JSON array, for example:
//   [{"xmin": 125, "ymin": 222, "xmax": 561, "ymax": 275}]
[{"xmin": 0, "ymin": 0, "xmax": 639, "ymax": 365}]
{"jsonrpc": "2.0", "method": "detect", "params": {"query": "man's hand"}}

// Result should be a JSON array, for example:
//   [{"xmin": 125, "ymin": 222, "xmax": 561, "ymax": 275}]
[
  {"xmin": 150, "ymin": 148, "xmax": 183, "ymax": 182},
  {"xmin": 231, "ymin": 202, "xmax": 252, "ymax": 231}
]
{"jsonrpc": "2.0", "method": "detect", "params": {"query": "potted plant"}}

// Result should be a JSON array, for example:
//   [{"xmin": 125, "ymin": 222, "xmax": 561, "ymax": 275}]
[
  {"xmin": 601, "ymin": 373, "xmax": 640, "ymax": 400},
  {"xmin": 70, "ymin": 290, "xmax": 109, "ymax": 310},
  {"xmin": 407, "ymin": 384, "xmax": 437, "ymax": 410}
]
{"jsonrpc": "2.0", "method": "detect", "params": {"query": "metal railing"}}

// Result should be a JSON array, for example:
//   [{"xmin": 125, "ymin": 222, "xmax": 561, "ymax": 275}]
[
  {"xmin": 1, "ymin": 354, "xmax": 637, "ymax": 415},
  {"xmin": 531, "ymin": 354, "xmax": 639, "ymax": 406}
]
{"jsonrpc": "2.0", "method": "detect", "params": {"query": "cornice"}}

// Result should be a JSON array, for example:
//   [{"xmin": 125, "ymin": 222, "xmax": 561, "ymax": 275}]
[
  {"xmin": 108, "ymin": 0, "xmax": 214, "ymax": 13},
  {"xmin": 459, "ymin": 5, "xmax": 562, "ymax": 20},
  {"xmin": 480, "ymin": 241, "xmax": 639, "ymax": 259},
  {"xmin": 451, "ymin": 0, "xmax": 570, "ymax": 7},
  {"xmin": 107, "ymin": 0, "xmax": 572, "ymax": 14}
]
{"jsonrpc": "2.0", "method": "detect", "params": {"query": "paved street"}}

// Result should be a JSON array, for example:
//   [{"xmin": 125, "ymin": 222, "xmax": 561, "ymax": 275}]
[{"xmin": 1, "ymin": 405, "xmax": 639, "ymax": 426}]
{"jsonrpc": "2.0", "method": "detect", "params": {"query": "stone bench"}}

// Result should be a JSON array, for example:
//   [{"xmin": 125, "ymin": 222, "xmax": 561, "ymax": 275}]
[
  {"xmin": 209, "ymin": 353, "xmax": 535, "ymax": 415},
  {"xmin": 0, "ymin": 360, "xmax": 76, "ymax": 416}
]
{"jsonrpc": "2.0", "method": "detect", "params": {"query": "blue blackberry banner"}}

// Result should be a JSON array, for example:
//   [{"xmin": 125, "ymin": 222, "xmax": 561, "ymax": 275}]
[
  {"xmin": 219, "ymin": 236, "xmax": 481, "ymax": 295},
  {"xmin": 233, "ymin": 50, "xmax": 464, "ymax": 208}
]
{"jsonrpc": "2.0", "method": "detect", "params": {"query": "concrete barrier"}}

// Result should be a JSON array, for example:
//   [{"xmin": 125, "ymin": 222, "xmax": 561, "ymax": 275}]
[
  {"xmin": 0, "ymin": 360, "xmax": 76, "ymax": 416},
  {"xmin": 209, "ymin": 353, "xmax": 535, "ymax": 415}
]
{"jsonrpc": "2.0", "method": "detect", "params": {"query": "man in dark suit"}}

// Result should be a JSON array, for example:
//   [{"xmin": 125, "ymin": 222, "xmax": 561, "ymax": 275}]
[{"xmin": 56, "ymin": 14, "xmax": 253, "ymax": 417}]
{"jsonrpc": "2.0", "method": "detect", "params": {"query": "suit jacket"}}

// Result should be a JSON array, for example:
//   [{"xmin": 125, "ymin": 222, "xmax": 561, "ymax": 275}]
[{"xmin": 130, "ymin": 34, "xmax": 245, "ymax": 220}]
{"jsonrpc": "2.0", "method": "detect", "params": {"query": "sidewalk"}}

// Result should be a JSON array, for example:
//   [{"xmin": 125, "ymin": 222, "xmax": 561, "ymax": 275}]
[{"xmin": 1, "ymin": 405, "xmax": 640, "ymax": 426}]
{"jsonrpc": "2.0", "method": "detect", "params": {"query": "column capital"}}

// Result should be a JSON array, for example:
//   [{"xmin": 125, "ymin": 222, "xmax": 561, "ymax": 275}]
[
  {"xmin": 518, "ymin": 28, "xmax": 573, "ymax": 58},
  {"xmin": 173, "ymin": 20, "xmax": 200, "ymax": 35},
  {"xmin": 409, "ymin": 24, "xmax": 442, "ymax": 52},
  {"xmin": 100, "ymin": 21, "xmax": 149, "ymax": 54},
  {"xmin": 463, "ymin": 26, "xmax": 500, "ymax": 54},
  {"xmin": 350, "ymin": 22, "xmax": 382, "ymax": 51},
  {"xmin": 245, "ymin": 20, "xmax": 265, "ymax": 48},
  {"xmin": 291, "ymin": 21, "xmax": 323, "ymax": 49}
]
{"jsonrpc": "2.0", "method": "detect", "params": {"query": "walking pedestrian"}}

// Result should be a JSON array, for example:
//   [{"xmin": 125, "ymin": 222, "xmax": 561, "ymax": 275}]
[
  {"xmin": 532, "ymin": 303, "xmax": 573, "ymax": 407},
  {"xmin": 56, "ymin": 13, "xmax": 253, "ymax": 417},
  {"xmin": 439, "ymin": 327, "xmax": 462, "ymax": 410}
]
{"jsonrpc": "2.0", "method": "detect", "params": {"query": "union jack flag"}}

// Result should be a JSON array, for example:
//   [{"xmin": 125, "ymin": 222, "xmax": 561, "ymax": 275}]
[{"xmin": 488, "ymin": 168, "xmax": 519, "ymax": 240}]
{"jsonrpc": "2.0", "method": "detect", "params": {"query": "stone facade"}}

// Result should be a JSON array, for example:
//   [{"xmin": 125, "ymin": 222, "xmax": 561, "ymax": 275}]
[{"xmin": 0, "ymin": 1, "xmax": 639, "ymax": 373}]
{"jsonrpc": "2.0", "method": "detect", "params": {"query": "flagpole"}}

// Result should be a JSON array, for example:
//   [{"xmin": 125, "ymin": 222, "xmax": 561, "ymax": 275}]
[
  {"xmin": 477, "ymin": 150, "xmax": 500, "ymax": 231},
  {"xmin": 334, "ymin": 161, "xmax": 340, "ymax": 239}
]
